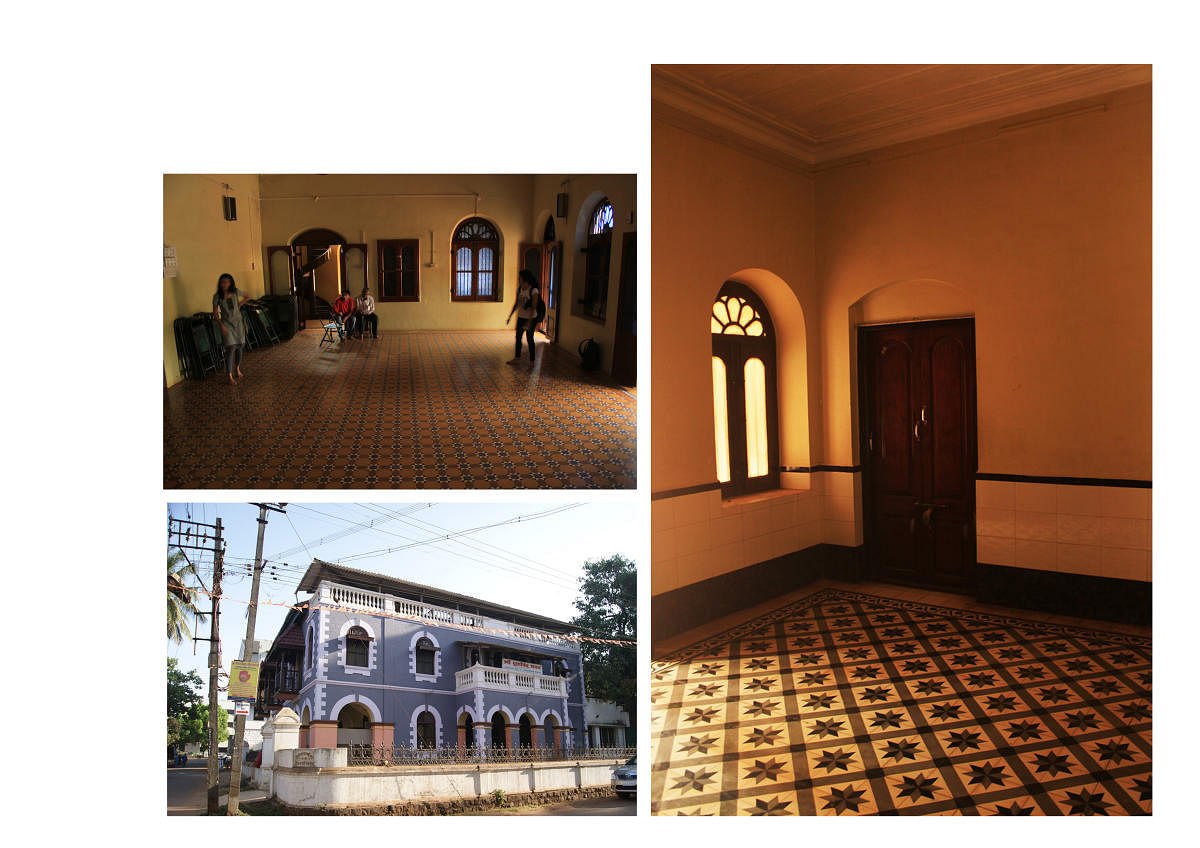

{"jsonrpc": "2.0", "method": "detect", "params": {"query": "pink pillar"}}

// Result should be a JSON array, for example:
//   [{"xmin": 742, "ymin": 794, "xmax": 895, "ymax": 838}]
[
  {"xmin": 372, "ymin": 722, "xmax": 394, "ymax": 748},
  {"xmin": 458, "ymin": 726, "xmax": 467, "ymax": 747},
  {"xmin": 308, "ymin": 720, "xmax": 338, "ymax": 748},
  {"xmin": 507, "ymin": 724, "xmax": 520, "ymax": 749},
  {"xmin": 532, "ymin": 727, "xmax": 545, "ymax": 748},
  {"xmin": 298, "ymin": 726, "xmax": 309, "ymax": 748}
]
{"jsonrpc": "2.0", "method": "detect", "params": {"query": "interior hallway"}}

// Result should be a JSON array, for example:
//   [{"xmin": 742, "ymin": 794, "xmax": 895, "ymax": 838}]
[
  {"xmin": 163, "ymin": 329, "xmax": 635, "ymax": 489},
  {"xmin": 651, "ymin": 579, "xmax": 1150, "ymax": 815}
]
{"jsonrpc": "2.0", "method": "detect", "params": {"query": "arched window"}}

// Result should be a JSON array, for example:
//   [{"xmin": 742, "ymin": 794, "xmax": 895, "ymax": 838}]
[
  {"xmin": 461, "ymin": 715, "xmax": 475, "ymax": 749},
  {"xmin": 346, "ymin": 626, "xmax": 370, "ymax": 667},
  {"xmin": 451, "ymin": 217, "xmax": 500, "ymax": 301},
  {"xmin": 305, "ymin": 627, "xmax": 314, "ymax": 670},
  {"xmin": 518, "ymin": 714, "xmax": 534, "ymax": 748},
  {"xmin": 415, "ymin": 637, "xmax": 436, "ymax": 676},
  {"xmin": 416, "ymin": 711, "xmax": 437, "ymax": 748},
  {"xmin": 712, "ymin": 282, "xmax": 779, "ymax": 497},
  {"xmin": 580, "ymin": 198, "xmax": 614, "ymax": 321}
]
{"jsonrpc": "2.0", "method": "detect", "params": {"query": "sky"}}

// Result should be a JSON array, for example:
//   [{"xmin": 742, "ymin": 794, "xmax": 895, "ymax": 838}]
[{"xmin": 166, "ymin": 501, "xmax": 640, "ymax": 686}]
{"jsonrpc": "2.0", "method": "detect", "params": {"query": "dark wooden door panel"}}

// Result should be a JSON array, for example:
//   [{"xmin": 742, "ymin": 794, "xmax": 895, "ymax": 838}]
[{"xmin": 861, "ymin": 319, "xmax": 977, "ymax": 591}]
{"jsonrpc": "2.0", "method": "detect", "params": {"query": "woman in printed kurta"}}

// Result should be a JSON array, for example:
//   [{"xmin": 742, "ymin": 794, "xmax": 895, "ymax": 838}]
[{"xmin": 212, "ymin": 273, "xmax": 249, "ymax": 384}]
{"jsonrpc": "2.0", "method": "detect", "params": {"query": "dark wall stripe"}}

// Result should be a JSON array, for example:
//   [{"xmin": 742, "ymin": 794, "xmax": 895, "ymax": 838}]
[
  {"xmin": 650, "ymin": 481, "xmax": 721, "ymax": 501},
  {"xmin": 781, "ymin": 464, "xmax": 862, "ymax": 473},
  {"xmin": 976, "ymin": 472, "xmax": 1151, "ymax": 489}
]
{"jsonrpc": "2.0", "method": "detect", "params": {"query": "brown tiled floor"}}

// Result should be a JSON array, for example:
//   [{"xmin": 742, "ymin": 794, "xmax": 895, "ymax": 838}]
[
  {"xmin": 164, "ymin": 329, "xmax": 636, "ymax": 489},
  {"xmin": 651, "ymin": 580, "xmax": 1151, "ymax": 815}
]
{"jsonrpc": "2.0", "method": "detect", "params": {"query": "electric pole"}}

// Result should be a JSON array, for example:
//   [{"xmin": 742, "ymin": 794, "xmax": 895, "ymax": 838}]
[
  {"xmin": 206, "ymin": 517, "xmax": 223, "ymax": 815},
  {"xmin": 226, "ymin": 503, "xmax": 285, "ymax": 815}
]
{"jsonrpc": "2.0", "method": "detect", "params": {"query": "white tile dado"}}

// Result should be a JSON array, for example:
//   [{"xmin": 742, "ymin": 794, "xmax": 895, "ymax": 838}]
[
  {"xmin": 1013, "ymin": 511, "xmax": 1057, "ymax": 542},
  {"xmin": 975, "ymin": 480, "xmax": 1151, "ymax": 583}
]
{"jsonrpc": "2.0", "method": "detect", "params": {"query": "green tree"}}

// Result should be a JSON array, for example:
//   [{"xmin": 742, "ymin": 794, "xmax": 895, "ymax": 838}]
[
  {"xmin": 570, "ymin": 555, "xmax": 636, "ymax": 731},
  {"xmin": 178, "ymin": 701, "xmax": 229, "ymax": 753},
  {"xmin": 167, "ymin": 549, "xmax": 208, "ymax": 643},
  {"xmin": 168, "ymin": 657, "xmax": 203, "ymax": 718}
]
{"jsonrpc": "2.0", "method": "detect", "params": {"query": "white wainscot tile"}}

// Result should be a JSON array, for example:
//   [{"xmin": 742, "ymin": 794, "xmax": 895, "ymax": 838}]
[
  {"xmin": 976, "ymin": 480, "xmax": 1015, "ymax": 509},
  {"xmin": 1057, "ymin": 513, "xmax": 1102, "ymax": 546},
  {"xmin": 1013, "ymin": 539, "xmax": 1056, "ymax": 572},
  {"xmin": 1100, "ymin": 486, "xmax": 1151, "ymax": 519},
  {"xmin": 1056, "ymin": 543, "xmax": 1102, "ymax": 576},
  {"xmin": 651, "ymin": 557, "xmax": 679, "ymax": 595},
  {"xmin": 1101, "ymin": 517, "xmax": 1151, "ymax": 550},
  {"xmin": 1100, "ymin": 547, "xmax": 1149, "ymax": 582},
  {"xmin": 976, "ymin": 535, "xmax": 1015, "ymax": 567},
  {"xmin": 674, "ymin": 520, "xmax": 712, "ymax": 558},
  {"xmin": 1057, "ymin": 484, "xmax": 1104, "ymax": 516},
  {"xmin": 652, "ymin": 527, "xmax": 678, "ymax": 561},
  {"xmin": 651, "ymin": 498, "xmax": 675, "ymax": 531},
  {"xmin": 1014, "ymin": 511, "xmax": 1057, "ymax": 542},
  {"xmin": 1014, "ymin": 482, "xmax": 1057, "ymax": 513},
  {"xmin": 976, "ymin": 508, "xmax": 1015, "ymax": 538},
  {"xmin": 674, "ymin": 491, "xmax": 715, "ymax": 528}
]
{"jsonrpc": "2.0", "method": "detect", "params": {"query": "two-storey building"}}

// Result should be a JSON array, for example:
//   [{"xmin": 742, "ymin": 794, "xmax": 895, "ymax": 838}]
[{"xmin": 256, "ymin": 560, "xmax": 588, "ymax": 752}]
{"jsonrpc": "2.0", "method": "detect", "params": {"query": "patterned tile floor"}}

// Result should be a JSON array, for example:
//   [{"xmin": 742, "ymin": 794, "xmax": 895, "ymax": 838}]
[
  {"xmin": 651, "ymin": 585, "xmax": 1151, "ymax": 816},
  {"xmin": 164, "ymin": 329, "xmax": 636, "ymax": 489}
]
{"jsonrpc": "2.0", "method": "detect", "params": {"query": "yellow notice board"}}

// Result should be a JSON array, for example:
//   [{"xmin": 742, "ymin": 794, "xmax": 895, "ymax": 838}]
[{"xmin": 228, "ymin": 660, "xmax": 260, "ymax": 699}]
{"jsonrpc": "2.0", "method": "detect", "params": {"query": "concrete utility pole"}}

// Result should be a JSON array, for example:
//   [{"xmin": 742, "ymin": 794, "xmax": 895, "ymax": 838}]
[
  {"xmin": 206, "ymin": 517, "xmax": 223, "ymax": 815},
  {"xmin": 226, "ymin": 503, "xmax": 285, "ymax": 815}
]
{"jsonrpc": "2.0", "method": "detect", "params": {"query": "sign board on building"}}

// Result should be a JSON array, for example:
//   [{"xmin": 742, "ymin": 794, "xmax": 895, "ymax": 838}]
[
  {"xmin": 234, "ymin": 701, "xmax": 251, "ymax": 716},
  {"xmin": 163, "ymin": 245, "xmax": 178, "ymax": 278},
  {"xmin": 228, "ymin": 660, "xmax": 260, "ymax": 699},
  {"xmin": 502, "ymin": 658, "xmax": 543, "ymax": 673}
]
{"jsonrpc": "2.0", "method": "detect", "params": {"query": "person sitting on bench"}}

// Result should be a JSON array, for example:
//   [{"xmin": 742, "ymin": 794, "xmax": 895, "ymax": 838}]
[
  {"xmin": 332, "ymin": 290, "xmax": 354, "ymax": 340},
  {"xmin": 355, "ymin": 287, "xmax": 378, "ymax": 338}
]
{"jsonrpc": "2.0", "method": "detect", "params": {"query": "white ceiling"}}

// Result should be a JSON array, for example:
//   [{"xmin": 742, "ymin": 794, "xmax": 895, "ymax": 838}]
[{"xmin": 652, "ymin": 64, "xmax": 1152, "ymax": 167}]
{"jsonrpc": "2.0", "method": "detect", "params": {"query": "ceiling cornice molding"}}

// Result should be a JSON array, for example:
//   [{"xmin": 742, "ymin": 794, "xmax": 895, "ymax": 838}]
[
  {"xmin": 652, "ymin": 64, "xmax": 1152, "ymax": 168},
  {"xmin": 652, "ymin": 67, "xmax": 820, "ymax": 170}
]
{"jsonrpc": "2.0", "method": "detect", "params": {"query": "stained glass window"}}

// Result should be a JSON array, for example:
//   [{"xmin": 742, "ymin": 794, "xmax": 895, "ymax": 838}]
[
  {"xmin": 452, "ymin": 217, "xmax": 501, "ymax": 301},
  {"xmin": 711, "ymin": 282, "xmax": 778, "ymax": 496},
  {"xmin": 590, "ymin": 200, "xmax": 614, "ymax": 235}
]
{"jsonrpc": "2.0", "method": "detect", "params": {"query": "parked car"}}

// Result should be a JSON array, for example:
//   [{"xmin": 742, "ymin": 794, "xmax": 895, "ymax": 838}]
[{"xmin": 611, "ymin": 755, "xmax": 636, "ymax": 799}]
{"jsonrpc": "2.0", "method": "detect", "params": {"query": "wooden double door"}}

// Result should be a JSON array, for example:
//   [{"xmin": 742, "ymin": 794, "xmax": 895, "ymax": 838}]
[{"xmin": 859, "ymin": 319, "xmax": 977, "ymax": 591}]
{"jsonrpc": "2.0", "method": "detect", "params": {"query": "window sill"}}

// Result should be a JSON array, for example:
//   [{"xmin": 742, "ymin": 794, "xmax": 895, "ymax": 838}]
[
  {"xmin": 414, "ymin": 673, "xmax": 438, "ymax": 683},
  {"xmin": 721, "ymin": 485, "xmax": 811, "ymax": 509}
]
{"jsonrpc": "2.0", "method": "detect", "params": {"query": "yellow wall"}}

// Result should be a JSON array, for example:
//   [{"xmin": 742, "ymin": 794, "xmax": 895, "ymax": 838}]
[
  {"xmin": 651, "ymin": 84, "xmax": 1152, "ymax": 594},
  {"xmin": 651, "ymin": 120, "xmax": 818, "ymax": 494},
  {"xmin": 816, "ymin": 85, "xmax": 1152, "ymax": 481},
  {"xmin": 163, "ymin": 174, "xmax": 265, "ymax": 386}
]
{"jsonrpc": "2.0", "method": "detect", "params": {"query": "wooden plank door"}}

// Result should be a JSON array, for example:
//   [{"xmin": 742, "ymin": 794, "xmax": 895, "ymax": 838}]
[
  {"xmin": 610, "ymin": 232, "xmax": 637, "ymax": 386},
  {"xmin": 860, "ymin": 319, "xmax": 977, "ymax": 590}
]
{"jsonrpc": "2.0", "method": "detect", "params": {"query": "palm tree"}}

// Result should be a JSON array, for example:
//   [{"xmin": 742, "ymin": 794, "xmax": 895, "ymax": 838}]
[{"xmin": 168, "ymin": 550, "xmax": 208, "ymax": 643}]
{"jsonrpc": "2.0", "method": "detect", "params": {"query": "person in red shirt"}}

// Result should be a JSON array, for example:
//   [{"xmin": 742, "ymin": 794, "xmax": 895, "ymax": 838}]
[{"xmin": 332, "ymin": 290, "xmax": 354, "ymax": 340}]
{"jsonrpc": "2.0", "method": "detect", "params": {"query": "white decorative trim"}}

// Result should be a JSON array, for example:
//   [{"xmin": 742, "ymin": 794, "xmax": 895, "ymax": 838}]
[
  {"xmin": 318, "ymin": 607, "xmax": 329, "ymax": 680},
  {"xmin": 329, "ymin": 692, "xmax": 382, "ymax": 724},
  {"xmin": 338, "ymin": 617, "xmax": 378, "ymax": 677},
  {"xmin": 409, "ymin": 704, "xmax": 444, "ymax": 747},
  {"xmin": 539, "ymin": 708, "xmax": 564, "ymax": 726},
  {"xmin": 456, "ymin": 705, "xmax": 479, "ymax": 723},
  {"xmin": 315, "ymin": 683, "xmax": 325, "ymax": 720},
  {"xmin": 408, "ymin": 630, "xmax": 442, "ymax": 683},
  {"xmin": 514, "ymin": 706, "xmax": 538, "ymax": 722},
  {"xmin": 485, "ymin": 704, "xmax": 512, "ymax": 722}
]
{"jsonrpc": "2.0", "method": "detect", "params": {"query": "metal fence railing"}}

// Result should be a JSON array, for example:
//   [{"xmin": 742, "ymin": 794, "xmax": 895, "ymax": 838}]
[{"xmin": 346, "ymin": 744, "xmax": 635, "ymax": 767}]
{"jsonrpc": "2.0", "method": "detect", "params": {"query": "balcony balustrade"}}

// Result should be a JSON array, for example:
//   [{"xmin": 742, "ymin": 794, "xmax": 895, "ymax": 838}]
[
  {"xmin": 319, "ymin": 581, "xmax": 577, "ymax": 651},
  {"xmin": 454, "ymin": 664, "xmax": 568, "ymax": 697}
]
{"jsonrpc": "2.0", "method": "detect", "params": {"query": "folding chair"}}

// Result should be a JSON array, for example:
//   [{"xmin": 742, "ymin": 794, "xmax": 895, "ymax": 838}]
[{"xmin": 319, "ymin": 322, "xmax": 340, "ymax": 348}]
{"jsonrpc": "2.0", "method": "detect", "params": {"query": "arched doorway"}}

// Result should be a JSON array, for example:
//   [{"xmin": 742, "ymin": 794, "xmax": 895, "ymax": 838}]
[
  {"xmin": 459, "ymin": 714, "xmax": 475, "ymax": 750},
  {"xmin": 281, "ymin": 228, "xmax": 349, "ymax": 322},
  {"xmin": 300, "ymin": 705, "xmax": 311, "ymax": 747},
  {"xmin": 415, "ymin": 710, "xmax": 437, "ymax": 748},
  {"xmin": 518, "ymin": 713, "xmax": 534, "ymax": 748},
  {"xmin": 490, "ymin": 711, "xmax": 508, "ymax": 749},
  {"xmin": 544, "ymin": 714, "xmax": 560, "ymax": 751},
  {"xmin": 336, "ymin": 702, "xmax": 372, "ymax": 747}
]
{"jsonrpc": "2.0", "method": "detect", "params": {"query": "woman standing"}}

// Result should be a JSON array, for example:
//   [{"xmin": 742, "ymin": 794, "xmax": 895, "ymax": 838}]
[
  {"xmin": 212, "ymin": 273, "xmax": 249, "ymax": 384},
  {"xmin": 506, "ymin": 269, "xmax": 541, "ymax": 364}
]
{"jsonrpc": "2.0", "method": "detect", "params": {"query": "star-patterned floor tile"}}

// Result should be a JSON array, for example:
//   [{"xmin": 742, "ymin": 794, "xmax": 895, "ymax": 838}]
[{"xmin": 650, "ymin": 588, "xmax": 1151, "ymax": 816}]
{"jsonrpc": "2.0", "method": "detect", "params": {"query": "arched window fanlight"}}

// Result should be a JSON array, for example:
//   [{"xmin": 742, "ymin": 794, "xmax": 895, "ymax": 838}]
[
  {"xmin": 590, "ymin": 200, "xmax": 614, "ymax": 235},
  {"xmin": 711, "ymin": 282, "xmax": 779, "ymax": 496},
  {"xmin": 346, "ymin": 626, "xmax": 370, "ymax": 667},
  {"xmin": 451, "ymin": 217, "xmax": 501, "ymax": 301},
  {"xmin": 415, "ymin": 637, "xmax": 437, "ymax": 676}
]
